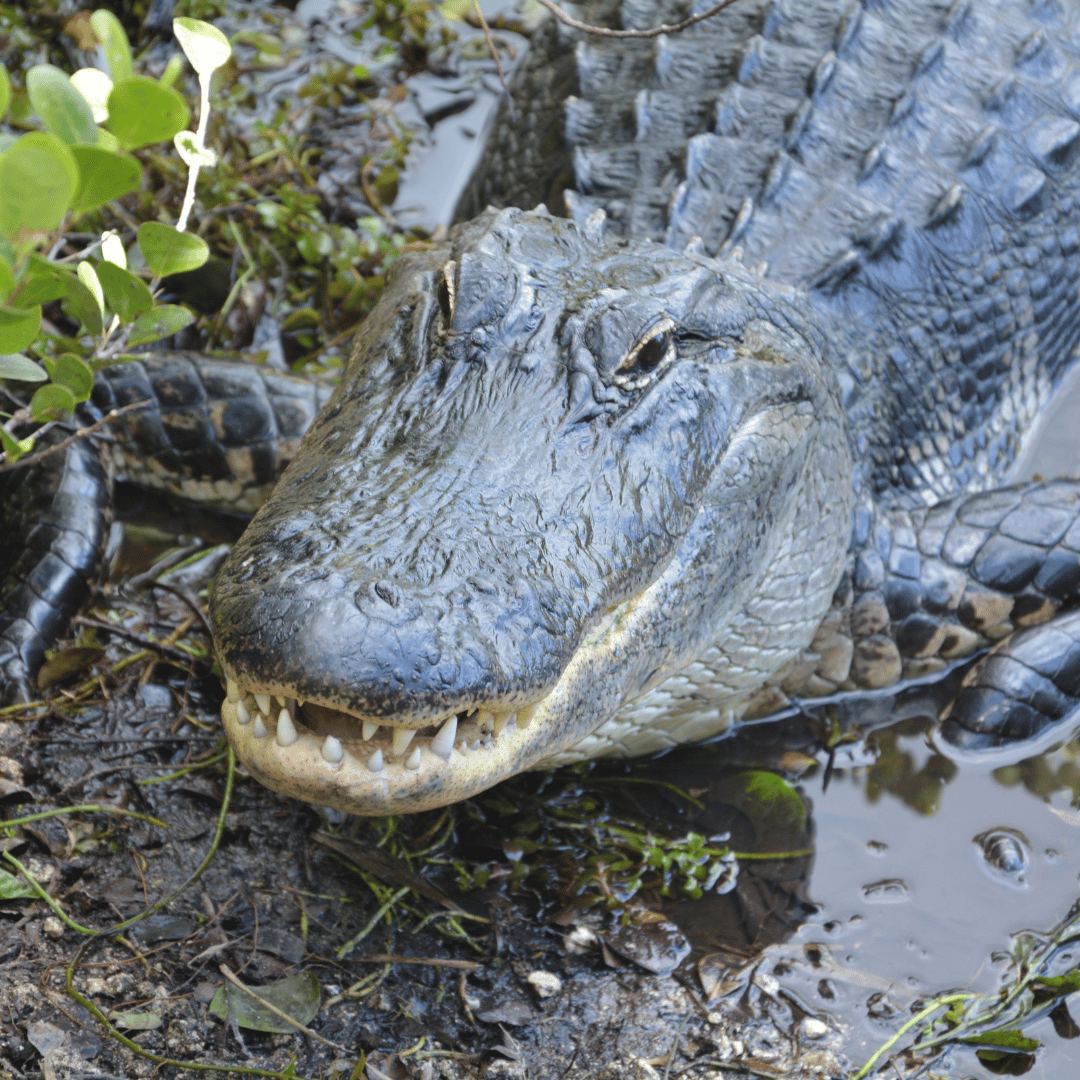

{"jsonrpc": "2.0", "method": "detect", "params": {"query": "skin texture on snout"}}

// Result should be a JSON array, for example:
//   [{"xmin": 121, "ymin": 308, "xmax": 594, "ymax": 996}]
[{"xmin": 210, "ymin": 208, "xmax": 853, "ymax": 814}]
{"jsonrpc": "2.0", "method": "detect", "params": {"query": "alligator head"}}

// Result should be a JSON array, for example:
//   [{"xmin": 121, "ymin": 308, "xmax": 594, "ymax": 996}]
[{"xmin": 210, "ymin": 206, "xmax": 851, "ymax": 813}]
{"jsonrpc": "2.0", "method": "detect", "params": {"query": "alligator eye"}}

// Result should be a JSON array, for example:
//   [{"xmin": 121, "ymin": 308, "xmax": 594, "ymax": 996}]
[
  {"xmin": 437, "ymin": 262, "xmax": 456, "ymax": 323},
  {"xmin": 634, "ymin": 333, "xmax": 669, "ymax": 372},
  {"xmin": 613, "ymin": 317, "xmax": 675, "ymax": 386}
]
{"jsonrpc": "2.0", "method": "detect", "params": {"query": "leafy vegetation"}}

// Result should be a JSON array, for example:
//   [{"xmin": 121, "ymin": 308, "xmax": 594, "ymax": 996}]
[
  {"xmin": 0, "ymin": 0, "xmax": 467, "ymax": 468},
  {"xmin": 0, "ymin": 10, "xmax": 223, "ymax": 463}
]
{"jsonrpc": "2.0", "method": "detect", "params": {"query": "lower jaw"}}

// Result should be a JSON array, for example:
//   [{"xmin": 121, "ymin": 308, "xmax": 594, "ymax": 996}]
[{"xmin": 218, "ymin": 681, "xmax": 540, "ymax": 814}]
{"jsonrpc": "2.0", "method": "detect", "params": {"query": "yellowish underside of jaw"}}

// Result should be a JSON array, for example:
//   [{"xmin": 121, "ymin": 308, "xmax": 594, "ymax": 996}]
[{"xmin": 219, "ymin": 676, "xmax": 544, "ymax": 813}]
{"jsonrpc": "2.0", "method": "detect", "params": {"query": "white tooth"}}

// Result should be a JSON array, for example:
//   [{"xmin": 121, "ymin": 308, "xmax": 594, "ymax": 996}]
[
  {"xmin": 367, "ymin": 748, "xmax": 384, "ymax": 772},
  {"xmin": 274, "ymin": 695, "xmax": 284, "ymax": 708},
  {"xmin": 466, "ymin": 706, "xmax": 478, "ymax": 717},
  {"xmin": 493, "ymin": 711, "xmax": 514, "ymax": 734},
  {"xmin": 362, "ymin": 719, "xmax": 380, "ymax": 741},
  {"xmin": 297, "ymin": 698, "xmax": 305, "ymax": 708},
  {"xmin": 392, "ymin": 727, "xmax": 416, "ymax": 756},
  {"xmin": 430, "ymin": 715, "xmax": 457, "ymax": 759},
  {"xmin": 236, "ymin": 699, "xmax": 251, "ymax": 725},
  {"xmin": 226, "ymin": 678, "xmax": 241, "ymax": 703},
  {"xmin": 276, "ymin": 709, "xmax": 298, "ymax": 747},
  {"xmin": 405, "ymin": 746, "xmax": 421, "ymax": 770},
  {"xmin": 322, "ymin": 735, "xmax": 344, "ymax": 763},
  {"xmin": 254, "ymin": 693, "xmax": 270, "ymax": 715},
  {"xmin": 476, "ymin": 709, "xmax": 494, "ymax": 730},
  {"xmin": 253, "ymin": 715, "xmax": 267, "ymax": 739},
  {"xmin": 516, "ymin": 704, "xmax": 536, "ymax": 728},
  {"xmin": 469, "ymin": 738, "xmax": 480, "ymax": 751}
]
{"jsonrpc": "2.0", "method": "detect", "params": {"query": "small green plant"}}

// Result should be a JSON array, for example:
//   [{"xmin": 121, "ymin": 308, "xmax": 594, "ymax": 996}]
[{"xmin": 0, "ymin": 11, "xmax": 230, "ymax": 465}]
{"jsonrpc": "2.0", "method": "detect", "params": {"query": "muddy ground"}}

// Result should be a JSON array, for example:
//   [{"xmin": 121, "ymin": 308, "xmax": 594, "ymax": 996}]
[{"xmin": 0, "ymin": 539, "xmax": 855, "ymax": 1080}]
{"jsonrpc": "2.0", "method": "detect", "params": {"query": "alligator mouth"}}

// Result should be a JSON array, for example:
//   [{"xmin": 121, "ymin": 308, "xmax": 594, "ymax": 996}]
[{"xmin": 218, "ymin": 667, "xmax": 553, "ymax": 813}]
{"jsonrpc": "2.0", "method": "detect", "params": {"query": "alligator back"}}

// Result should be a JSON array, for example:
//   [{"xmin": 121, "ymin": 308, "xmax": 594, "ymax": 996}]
[{"xmin": 464, "ymin": 0, "xmax": 1080, "ymax": 504}]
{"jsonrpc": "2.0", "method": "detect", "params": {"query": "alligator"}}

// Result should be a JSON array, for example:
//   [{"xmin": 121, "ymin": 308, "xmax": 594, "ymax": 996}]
[{"xmin": 7, "ymin": 0, "xmax": 1080, "ymax": 816}]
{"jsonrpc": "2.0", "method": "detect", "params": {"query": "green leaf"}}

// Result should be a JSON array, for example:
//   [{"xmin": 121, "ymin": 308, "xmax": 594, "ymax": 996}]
[
  {"xmin": 963, "ymin": 1030, "xmax": 1042, "ymax": 1052},
  {"xmin": 1034, "ymin": 971, "xmax": 1080, "ymax": 994},
  {"xmin": 173, "ymin": 18, "xmax": 233, "ymax": 79},
  {"xmin": 0, "ymin": 427, "xmax": 34, "ymax": 463},
  {"xmin": 26, "ymin": 65, "xmax": 98, "ymax": 146},
  {"xmin": 31, "ymin": 382, "xmax": 76, "ymax": 421},
  {"xmin": 137, "ymin": 222, "xmax": 209, "ymax": 276},
  {"xmin": 107, "ymin": 1010, "xmax": 161, "ymax": 1030},
  {"xmin": 77, "ymin": 261, "xmax": 105, "ymax": 322},
  {"xmin": 70, "ymin": 146, "xmax": 141, "ymax": 213},
  {"xmin": 0, "ymin": 64, "xmax": 10, "ymax": 120},
  {"xmin": 0, "ymin": 868, "xmax": 36, "ymax": 900},
  {"xmin": 50, "ymin": 353, "xmax": 94, "ymax": 403},
  {"xmin": 127, "ymin": 304, "xmax": 195, "ymax": 346},
  {"xmin": 0, "ymin": 259, "xmax": 13, "ymax": 301},
  {"xmin": 96, "ymin": 260, "xmax": 153, "ymax": 322},
  {"xmin": 0, "ymin": 353, "xmax": 47, "ymax": 381},
  {"xmin": 208, "ymin": 973, "xmax": 320, "ymax": 1034},
  {"xmin": 106, "ymin": 76, "xmax": 189, "ymax": 150},
  {"xmin": 0, "ymin": 133, "xmax": 79, "ymax": 241},
  {"xmin": 160, "ymin": 55, "xmax": 185, "ymax": 89},
  {"xmin": 60, "ymin": 273, "xmax": 105, "ymax": 336},
  {"xmin": 90, "ymin": 9, "xmax": 134, "ymax": 83},
  {"xmin": 16, "ymin": 256, "xmax": 76, "ymax": 305},
  {"xmin": 0, "ymin": 306, "xmax": 42, "ymax": 353}
]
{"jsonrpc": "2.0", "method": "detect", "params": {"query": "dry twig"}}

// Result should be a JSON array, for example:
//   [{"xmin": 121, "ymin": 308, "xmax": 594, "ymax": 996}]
[{"xmin": 0, "ymin": 398, "xmax": 153, "ymax": 471}]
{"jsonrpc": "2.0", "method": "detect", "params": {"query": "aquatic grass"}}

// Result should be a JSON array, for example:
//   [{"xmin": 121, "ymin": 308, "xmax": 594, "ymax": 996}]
[{"xmin": 854, "ymin": 898, "xmax": 1080, "ymax": 1077}]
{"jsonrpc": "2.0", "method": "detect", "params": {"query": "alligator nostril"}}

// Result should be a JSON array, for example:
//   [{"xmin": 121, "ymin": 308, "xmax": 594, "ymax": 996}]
[{"xmin": 375, "ymin": 580, "xmax": 403, "ymax": 607}]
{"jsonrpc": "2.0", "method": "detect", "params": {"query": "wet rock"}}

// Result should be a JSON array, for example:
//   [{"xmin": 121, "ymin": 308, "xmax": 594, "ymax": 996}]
[
  {"xmin": 801, "ymin": 1017, "xmax": 829, "ymax": 1040},
  {"xmin": 526, "ymin": 970, "xmax": 562, "ymax": 998},
  {"xmin": 564, "ymin": 925, "xmax": 599, "ymax": 954},
  {"xmin": 474, "ymin": 996, "xmax": 537, "ymax": 1026},
  {"xmin": 975, "ymin": 828, "xmax": 1030, "ymax": 887},
  {"xmin": 861, "ymin": 878, "xmax": 909, "ymax": 903},
  {"xmin": 602, "ymin": 919, "xmax": 691, "ymax": 975}
]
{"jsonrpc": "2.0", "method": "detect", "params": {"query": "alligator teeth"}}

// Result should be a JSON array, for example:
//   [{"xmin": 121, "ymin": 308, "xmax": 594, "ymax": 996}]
[
  {"xmin": 430, "ymin": 715, "xmax": 457, "ymax": 759},
  {"xmin": 254, "ymin": 693, "xmax": 271, "ymax": 715},
  {"xmin": 392, "ymin": 727, "xmax": 416, "ymax": 756},
  {"xmin": 297, "ymin": 698, "xmax": 305, "ymax": 708},
  {"xmin": 226, "ymin": 678, "xmax": 241, "ymax": 703},
  {"xmin": 236, "ymin": 699, "xmax": 251, "ymax": 725},
  {"xmin": 476, "ymin": 709, "xmax": 494, "ymax": 731},
  {"xmin": 362, "ymin": 719, "xmax": 380, "ymax": 741},
  {"xmin": 276, "ymin": 708, "xmax": 298, "ymax": 747},
  {"xmin": 492, "ymin": 711, "xmax": 513, "ymax": 734},
  {"xmin": 322, "ymin": 735, "xmax": 343, "ymax": 764},
  {"xmin": 466, "ymin": 706, "xmax": 478, "ymax": 717},
  {"xmin": 405, "ymin": 746, "xmax": 421, "ymax": 770},
  {"xmin": 252, "ymin": 715, "xmax": 267, "ymax": 739},
  {"xmin": 367, "ymin": 748, "xmax": 384, "ymax": 772}
]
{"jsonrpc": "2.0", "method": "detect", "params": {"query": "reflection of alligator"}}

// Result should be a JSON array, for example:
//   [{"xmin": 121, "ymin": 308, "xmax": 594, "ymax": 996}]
[{"xmin": 7, "ymin": 0, "xmax": 1080, "ymax": 815}]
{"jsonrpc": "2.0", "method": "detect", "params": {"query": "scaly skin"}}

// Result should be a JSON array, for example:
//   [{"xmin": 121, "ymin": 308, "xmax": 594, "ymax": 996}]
[
  {"xmin": 209, "ymin": 0, "xmax": 1080, "ymax": 813},
  {"xmin": 8, "ymin": 0, "xmax": 1080, "ymax": 815}
]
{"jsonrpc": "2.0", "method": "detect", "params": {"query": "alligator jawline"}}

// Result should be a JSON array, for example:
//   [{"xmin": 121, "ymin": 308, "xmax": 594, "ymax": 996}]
[{"xmin": 218, "ymin": 656, "xmax": 564, "ymax": 812}]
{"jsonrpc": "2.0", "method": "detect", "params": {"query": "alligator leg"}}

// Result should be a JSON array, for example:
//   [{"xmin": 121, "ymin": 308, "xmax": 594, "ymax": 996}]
[
  {"xmin": 0, "ymin": 354, "xmax": 333, "ymax": 703},
  {"xmin": 846, "ymin": 481, "xmax": 1080, "ymax": 748},
  {"xmin": 0, "ymin": 435, "xmax": 110, "ymax": 702}
]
